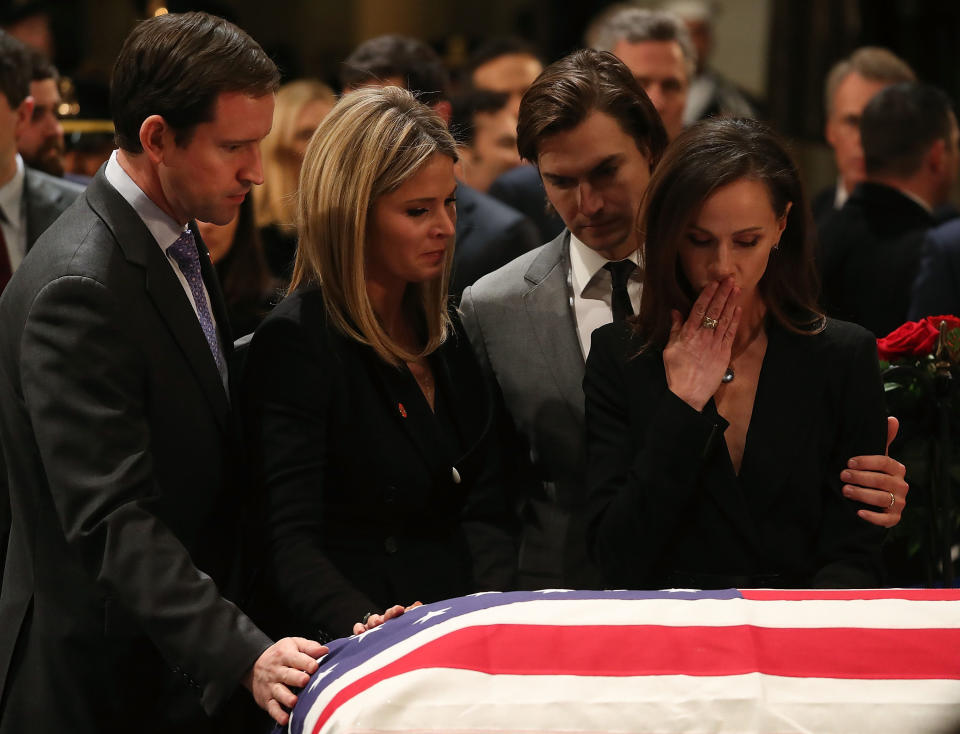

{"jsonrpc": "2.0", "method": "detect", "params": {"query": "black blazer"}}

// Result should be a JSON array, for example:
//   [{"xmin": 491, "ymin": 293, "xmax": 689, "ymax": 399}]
[
  {"xmin": 819, "ymin": 182, "xmax": 935, "ymax": 337},
  {"xmin": 584, "ymin": 318, "xmax": 887, "ymax": 590},
  {"xmin": 909, "ymin": 217, "xmax": 960, "ymax": 319},
  {"xmin": 449, "ymin": 182, "xmax": 540, "ymax": 300},
  {"xmin": 241, "ymin": 288, "xmax": 516, "ymax": 640},
  {"xmin": 0, "ymin": 169, "xmax": 270, "ymax": 733}
]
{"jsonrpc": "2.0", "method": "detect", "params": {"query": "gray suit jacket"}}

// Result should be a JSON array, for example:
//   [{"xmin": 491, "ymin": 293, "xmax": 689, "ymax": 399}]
[
  {"xmin": 0, "ymin": 169, "xmax": 270, "ymax": 732},
  {"xmin": 0, "ymin": 167, "xmax": 83, "ymax": 594},
  {"xmin": 24, "ymin": 166, "xmax": 84, "ymax": 250},
  {"xmin": 461, "ymin": 230, "xmax": 601, "ymax": 589}
]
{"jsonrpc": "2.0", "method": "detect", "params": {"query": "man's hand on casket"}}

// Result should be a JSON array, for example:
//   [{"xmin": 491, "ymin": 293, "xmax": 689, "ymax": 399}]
[{"xmin": 244, "ymin": 636, "xmax": 328, "ymax": 725}]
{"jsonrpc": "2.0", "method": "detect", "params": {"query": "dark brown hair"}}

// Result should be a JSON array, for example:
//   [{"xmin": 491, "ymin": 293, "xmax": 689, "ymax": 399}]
[
  {"xmin": 340, "ymin": 35, "xmax": 448, "ymax": 108},
  {"xmin": 0, "ymin": 29, "xmax": 31, "ymax": 107},
  {"xmin": 111, "ymin": 11, "xmax": 279, "ymax": 153},
  {"xmin": 516, "ymin": 48, "xmax": 667, "ymax": 168},
  {"xmin": 862, "ymin": 81, "xmax": 955, "ymax": 179},
  {"xmin": 637, "ymin": 117, "xmax": 823, "ymax": 348}
]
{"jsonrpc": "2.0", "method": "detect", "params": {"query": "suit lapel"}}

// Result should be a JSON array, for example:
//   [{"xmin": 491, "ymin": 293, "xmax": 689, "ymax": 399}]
[
  {"xmin": 84, "ymin": 171, "xmax": 230, "ymax": 430},
  {"xmin": 522, "ymin": 231, "xmax": 585, "ymax": 420}
]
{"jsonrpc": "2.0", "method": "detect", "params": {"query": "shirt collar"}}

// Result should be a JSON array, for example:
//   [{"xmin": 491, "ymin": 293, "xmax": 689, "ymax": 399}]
[
  {"xmin": 833, "ymin": 176, "xmax": 848, "ymax": 210},
  {"xmin": 568, "ymin": 230, "xmax": 640, "ymax": 296},
  {"xmin": 104, "ymin": 150, "xmax": 186, "ymax": 249},
  {"xmin": 0, "ymin": 154, "xmax": 25, "ymax": 229}
]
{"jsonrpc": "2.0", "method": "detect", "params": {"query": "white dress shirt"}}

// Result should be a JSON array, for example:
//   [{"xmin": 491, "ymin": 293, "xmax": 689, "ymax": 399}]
[
  {"xmin": 569, "ymin": 232, "xmax": 642, "ymax": 359},
  {"xmin": 0, "ymin": 155, "xmax": 27, "ymax": 271},
  {"xmin": 833, "ymin": 177, "xmax": 849, "ymax": 210},
  {"xmin": 105, "ymin": 150, "xmax": 227, "ymax": 387}
]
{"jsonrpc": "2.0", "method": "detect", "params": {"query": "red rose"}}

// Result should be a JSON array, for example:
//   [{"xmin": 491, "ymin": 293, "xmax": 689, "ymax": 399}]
[
  {"xmin": 877, "ymin": 319, "xmax": 940, "ymax": 361},
  {"xmin": 924, "ymin": 314, "xmax": 960, "ymax": 332}
]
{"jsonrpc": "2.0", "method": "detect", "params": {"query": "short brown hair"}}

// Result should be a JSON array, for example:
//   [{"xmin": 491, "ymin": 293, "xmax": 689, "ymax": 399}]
[
  {"xmin": 111, "ymin": 11, "xmax": 279, "ymax": 153},
  {"xmin": 862, "ymin": 82, "xmax": 955, "ymax": 178},
  {"xmin": 0, "ymin": 29, "xmax": 30, "ymax": 107},
  {"xmin": 824, "ymin": 46, "xmax": 914, "ymax": 117},
  {"xmin": 517, "ymin": 49, "xmax": 668, "ymax": 168},
  {"xmin": 637, "ymin": 117, "xmax": 822, "ymax": 349}
]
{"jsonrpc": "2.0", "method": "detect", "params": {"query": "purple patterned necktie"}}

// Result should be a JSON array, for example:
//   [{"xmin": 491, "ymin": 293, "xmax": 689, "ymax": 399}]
[{"xmin": 167, "ymin": 228, "xmax": 224, "ymax": 373}]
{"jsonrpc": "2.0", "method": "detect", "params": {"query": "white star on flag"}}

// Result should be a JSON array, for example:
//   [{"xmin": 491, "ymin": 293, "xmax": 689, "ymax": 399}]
[
  {"xmin": 307, "ymin": 662, "xmax": 338, "ymax": 694},
  {"xmin": 412, "ymin": 607, "xmax": 451, "ymax": 625}
]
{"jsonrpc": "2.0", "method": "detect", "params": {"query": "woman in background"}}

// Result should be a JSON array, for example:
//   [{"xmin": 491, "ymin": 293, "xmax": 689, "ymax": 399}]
[
  {"xmin": 242, "ymin": 87, "xmax": 516, "ymax": 642},
  {"xmin": 254, "ymin": 79, "xmax": 336, "ymax": 283},
  {"xmin": 585, "ymin": 118, "xmax": 887, "ymax": 590}
]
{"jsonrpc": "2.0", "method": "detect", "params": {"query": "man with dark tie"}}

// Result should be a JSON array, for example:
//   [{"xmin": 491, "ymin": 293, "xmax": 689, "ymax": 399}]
[
  {"xmin": 461, "ymin": 49, "xmax": 910, "ymax": 590},
  {"xmin": 0, "ymin": 12, "xmax": 323, "ymax": 733}
]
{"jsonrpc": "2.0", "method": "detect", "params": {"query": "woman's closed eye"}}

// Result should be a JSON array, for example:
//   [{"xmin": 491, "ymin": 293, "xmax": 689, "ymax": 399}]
[
  {"xmin": 735, "ymin": 237, "xmax": 761, "ymax": 247},
  {"xmin": 686, "ymin": 233, "xmax": 713, "ymax": 246}
]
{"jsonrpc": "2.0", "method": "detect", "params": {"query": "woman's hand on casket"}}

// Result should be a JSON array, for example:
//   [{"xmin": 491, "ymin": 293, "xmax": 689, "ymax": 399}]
[{"xmin": 353, "ymin": 601, "xmax": 423, "ymax": 635}]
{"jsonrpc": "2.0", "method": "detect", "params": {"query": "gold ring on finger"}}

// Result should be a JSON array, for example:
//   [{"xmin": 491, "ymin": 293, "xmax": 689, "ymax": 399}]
[
  {"xmin": 887, "ymin": 491, "xmax": 896, "ymax": 509},
  {"xmin": 701, "ymin": 316, "xmax": 719, "ymax": 330}
]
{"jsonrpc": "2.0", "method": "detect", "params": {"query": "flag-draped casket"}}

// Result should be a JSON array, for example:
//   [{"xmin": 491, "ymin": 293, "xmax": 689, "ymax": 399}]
[{"xmin": 284, "ymin": 588, "xmax": 960, "ymax": 734}]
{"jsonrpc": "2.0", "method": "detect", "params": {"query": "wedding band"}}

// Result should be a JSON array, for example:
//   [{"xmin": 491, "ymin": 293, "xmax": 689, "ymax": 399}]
[
  {"xmin": 701, "ymin": 316, "xmax": 718, "ymax": 330},
  {"xmin": 887, "ymin": 491, "xmax": 896, "ymax": 509}
]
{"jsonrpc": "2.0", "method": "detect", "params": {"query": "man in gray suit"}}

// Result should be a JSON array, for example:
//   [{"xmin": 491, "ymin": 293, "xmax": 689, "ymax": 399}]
[
  {"xmin": 461, "ymin": 49, "xmax": 910, "ymax": 590},
  {"xmin": 0, "ymin": 29, "xmax": 81, "ymax": 296},
  {"xmin": 0, "ymin": 13, "xmax": 322, "ymax": 732}
]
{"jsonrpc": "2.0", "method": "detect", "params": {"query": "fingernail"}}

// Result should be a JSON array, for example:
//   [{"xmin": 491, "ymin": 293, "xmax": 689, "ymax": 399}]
[
  {"xmin": 847, "ymin": 458, "xmax": 858, "ymax": 468},
  {"xmin": 842, "ymin": 485, "xmax": 852, "ymax": 497},
  {"xmin": 841, "ymin": 470, "xmax": 852, "ymax": 480}
]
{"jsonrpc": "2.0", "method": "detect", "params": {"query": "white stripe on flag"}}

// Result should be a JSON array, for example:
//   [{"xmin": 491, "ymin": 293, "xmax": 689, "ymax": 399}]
[{"xmin": 318, "ymin": 670, "xmax": 960, "ymax": 734}]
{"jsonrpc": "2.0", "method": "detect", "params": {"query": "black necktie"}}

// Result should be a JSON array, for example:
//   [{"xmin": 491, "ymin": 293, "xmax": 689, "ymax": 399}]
[{"xmin": 604, "ymin": 260, "xmax": 636, "ymax": 321}]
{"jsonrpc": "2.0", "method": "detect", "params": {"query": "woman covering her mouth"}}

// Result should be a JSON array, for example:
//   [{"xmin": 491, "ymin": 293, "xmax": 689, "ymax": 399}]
[{"xmin": 584, "ymin": 117, "xmax": 887, "ymax": 590}]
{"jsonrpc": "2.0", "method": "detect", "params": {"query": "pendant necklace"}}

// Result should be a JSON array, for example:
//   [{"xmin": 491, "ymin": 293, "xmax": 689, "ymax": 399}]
[{"xmin": 721, "ymin": 318, "xmax": 765, "ymax": 385}]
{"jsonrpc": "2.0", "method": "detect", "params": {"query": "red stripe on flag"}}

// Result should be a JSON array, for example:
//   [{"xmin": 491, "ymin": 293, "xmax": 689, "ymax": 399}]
[
  {"xmin": 311, "ymin": 624, "xmax": 960, "ymax": 733},
  {"xmin": 740, "ymin": 589, "xmax": 960, "ymax": 601}
]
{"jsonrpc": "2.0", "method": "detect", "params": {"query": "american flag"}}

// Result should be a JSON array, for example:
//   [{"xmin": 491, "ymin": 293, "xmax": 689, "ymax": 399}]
[{"xmin": 284, "ymin": 588, "xmax": 960, "ymax": 734}]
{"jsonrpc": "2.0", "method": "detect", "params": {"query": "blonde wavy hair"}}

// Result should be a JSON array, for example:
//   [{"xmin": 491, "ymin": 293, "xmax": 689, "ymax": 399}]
[
  {"xmin": 254, "ymin": 79, "xmax": 336, "ymax": 230},
  {"xmin": 291, "ymin": 86, "xmax": 457, "ymax": 365}
]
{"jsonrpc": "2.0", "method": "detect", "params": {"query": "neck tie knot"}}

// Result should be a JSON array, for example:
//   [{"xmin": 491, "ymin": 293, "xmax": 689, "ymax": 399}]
[
  {"xmin": 167, "ymin": 229, "xmax": 200, "ymax": 274},
  {"xmin": 604, "ymin": 259, "xmax": 636, "ymax": 321}
]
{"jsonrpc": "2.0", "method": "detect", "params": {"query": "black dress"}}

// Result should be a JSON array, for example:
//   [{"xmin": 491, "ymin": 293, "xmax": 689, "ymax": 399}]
[{"xmin": 584, "ymin": 317, "xmax": 887, "ymax": 590}]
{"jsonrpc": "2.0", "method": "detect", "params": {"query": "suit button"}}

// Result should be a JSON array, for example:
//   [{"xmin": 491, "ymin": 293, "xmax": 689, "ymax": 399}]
[
  {"xmin": 384, "ymin": 536, "xmax": 398, "ymax": 554},
  {"xmin": 451, "ymin": 466, "xmax": 461, "ymax": 484}
]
